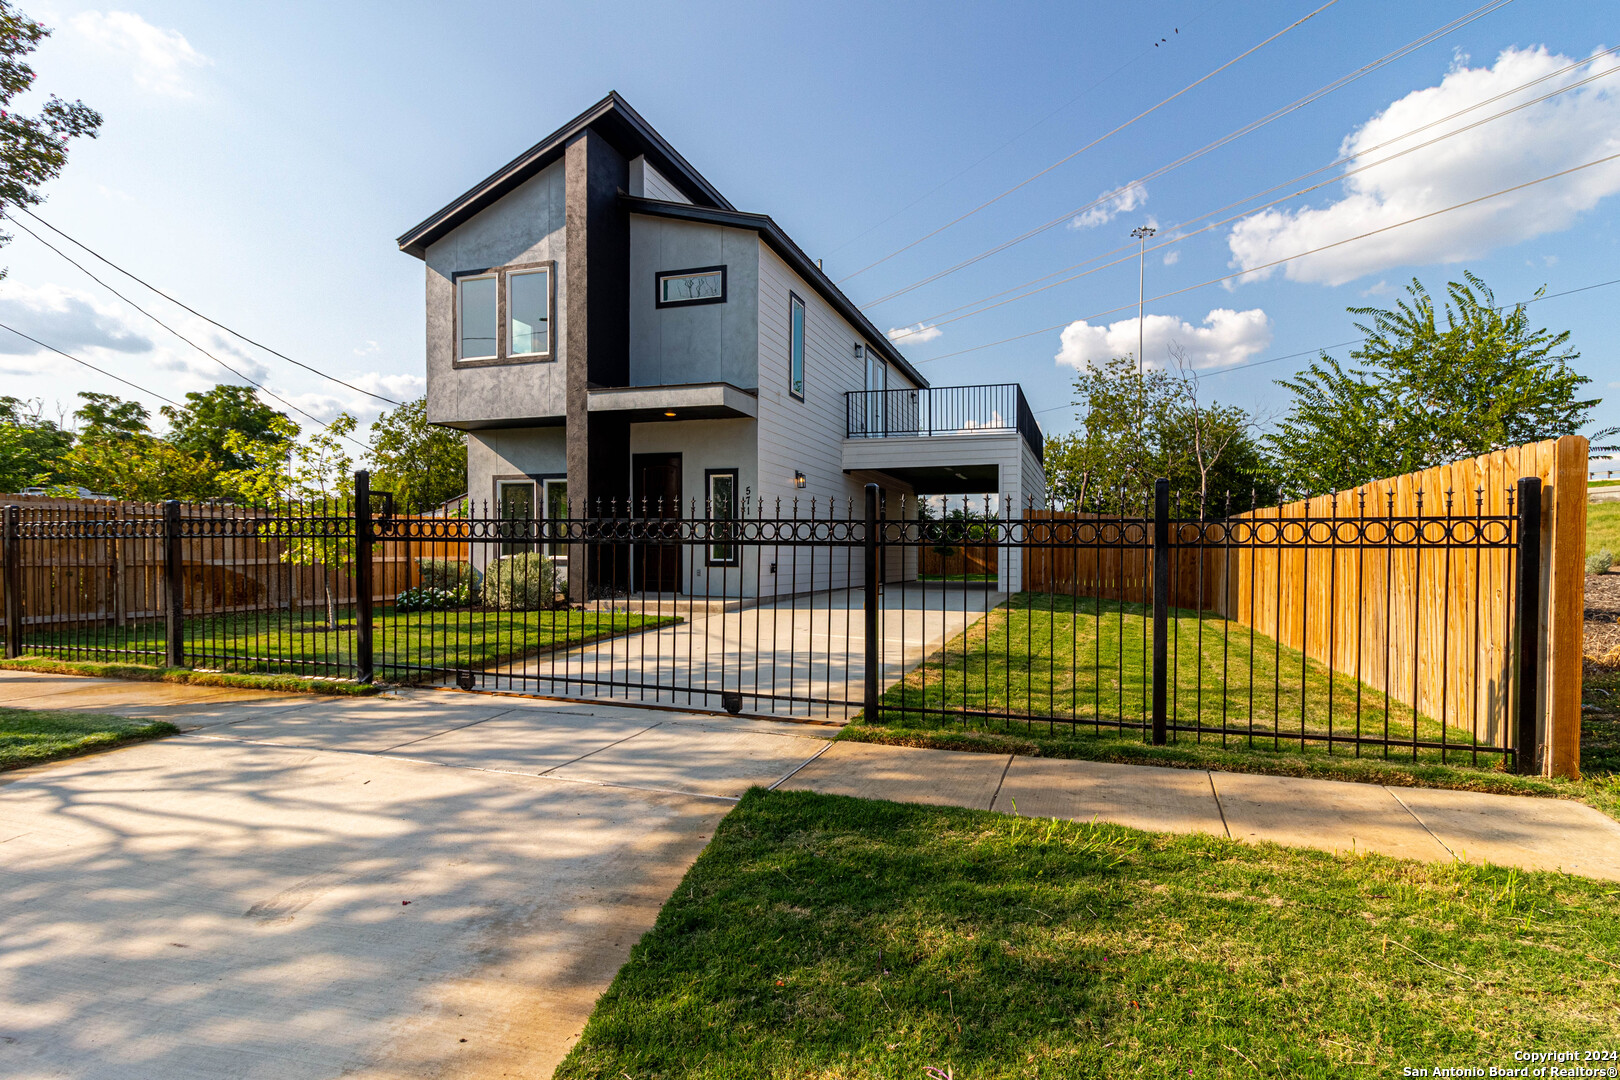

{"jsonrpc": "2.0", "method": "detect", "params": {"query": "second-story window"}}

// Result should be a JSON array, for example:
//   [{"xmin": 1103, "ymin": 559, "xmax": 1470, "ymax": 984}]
[
  {"xmin": 508, "ymin": 268, "xmax": 551, "ymax": 357},
  {"xmin": 656, "ymin": 265, "xmax": 727, "ymax": 307},
  {"xmin": 455, "ymin": 261, "xmax": 556, "ymax": 365},
  {"xmin": 458, "ymin": 274, "xmax": 498, "ymax": 361},
  {"xmin": 788, "ymin": 293, "xmax": 805, "ymax": 400}
]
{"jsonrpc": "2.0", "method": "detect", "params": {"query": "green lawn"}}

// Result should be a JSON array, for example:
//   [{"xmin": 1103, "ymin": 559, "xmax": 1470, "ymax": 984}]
[
  {"xmin": 25, "ymin": 606, "xmax": 678, "ymax": 682},
  {"xmin": 0, "ymin": 706, "xmax": 177, "ymax": 770},
  {"xmin": 875, "ymin": 593, "xmax": 1482, "ymax": 762},
  {"xmin": 854, "ymin": 592, "xmax": 1620, "ymax": 818},
  {"xmin": 1590, "ymin": 501, "xmax": 1620, "ymax": 566},
  {"xmin": 556, "ymin": 788, "xmax": 1620, "ymax": 1079}
]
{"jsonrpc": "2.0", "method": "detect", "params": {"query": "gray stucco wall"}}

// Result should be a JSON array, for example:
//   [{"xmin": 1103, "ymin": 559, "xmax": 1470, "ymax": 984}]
[
  {"xmin": 627, "ymin": 216, "xmax": 759, "ymax": 389},
  {"xmin": 423, "ymin": 160, "xmax": 568, "ymax": 428},
  {"xmin": 466, "ymin": 427, "xmax": 569, "ymax": 508}
]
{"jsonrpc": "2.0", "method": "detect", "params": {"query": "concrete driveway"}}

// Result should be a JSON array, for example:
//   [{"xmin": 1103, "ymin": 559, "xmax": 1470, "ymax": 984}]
[
  {"xmin": 0, "ymin": 672, "xmax": 833, "ymax": 1079},
  {"xmin": 485, "ymin": 581, "xmax": 1006, "ymax": 719}
]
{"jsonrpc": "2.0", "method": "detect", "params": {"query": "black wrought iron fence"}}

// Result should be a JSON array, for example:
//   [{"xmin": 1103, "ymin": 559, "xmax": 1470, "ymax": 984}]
[{"xmin": 0, "ymin": 473, "xmax": 1545, "ymax": 771}]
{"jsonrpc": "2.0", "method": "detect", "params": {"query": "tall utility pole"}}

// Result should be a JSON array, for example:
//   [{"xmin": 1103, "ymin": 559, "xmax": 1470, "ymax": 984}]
[{"xmin": 1130, "ymin": 225, "xmax": 1156, "ymax": 378}]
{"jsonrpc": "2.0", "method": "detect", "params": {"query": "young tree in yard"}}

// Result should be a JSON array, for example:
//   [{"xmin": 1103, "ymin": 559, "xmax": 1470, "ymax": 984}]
[
  {"xmin": 226, "ymin": 414, "xmax": 358, "ymax": 629},
  {"xmin": 0, "ymin": 395, "xmax": 71, "ymax": 490},
  {"xmin": 71, "ymin": 391, "xmax": 150, "ymax": 441},
  {"xmin": 160, "ymin": 385, "xmax": 292, "ymax": 472},
  {"xmin": 1268, "ymin": 273, "xmax": 1613, "ymax": 494},
  {"xmin": 367, "ymin": 397, "xmax": 467, "ymax": 512},
  {"xmin": 0, "ymin": 2, "xmax": 101, "ymax": 272},
  {"xmin": 1044, "ymin": 353, "xmax": 1267, "ymax": 509}
]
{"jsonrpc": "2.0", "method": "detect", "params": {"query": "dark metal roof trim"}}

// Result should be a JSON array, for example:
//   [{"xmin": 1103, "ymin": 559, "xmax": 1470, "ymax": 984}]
[
  {"xmin": 397, "ymin": 91, "xmax": 733, "ymax": 258},
  {"xmin": 622, "ymin": 195, "xmax": 929, "ymax": 391}
]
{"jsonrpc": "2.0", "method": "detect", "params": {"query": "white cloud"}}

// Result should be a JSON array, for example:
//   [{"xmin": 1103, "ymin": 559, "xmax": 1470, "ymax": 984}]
[
  {"xmin": 1054, "ymin": 308, "xmax": 1272, "ymax": 370},
  {"xmin": 1162, "ymin": 250, "xmax": 1180, "ymax": 266},
  {"xmin": 1072, "ymin": 183, "xmax": 1149, "ymax": 230},
  {"xmin": 72, "ymin": 11, "xmax": 210, "ymax": 98},
  {"xmin": 0, "ymin": 283, "xmax": 152, "ymax": 355},
  {"xmin": 353, "ymin": 340, "xmax": 381, "ymax": 357},
  {"xmin": 1227, "ymin": 46, "xmax": 1620, "ymax": 285},
  {"xmin": 887, "ymin": 322, "xmax": 942, "ymax": 346}
]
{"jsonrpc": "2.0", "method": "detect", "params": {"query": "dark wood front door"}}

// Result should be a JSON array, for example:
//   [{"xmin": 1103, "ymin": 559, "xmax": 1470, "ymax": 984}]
[{"xmin": 634, "ymin": 453, "xmax": 682, "ymax": 593}]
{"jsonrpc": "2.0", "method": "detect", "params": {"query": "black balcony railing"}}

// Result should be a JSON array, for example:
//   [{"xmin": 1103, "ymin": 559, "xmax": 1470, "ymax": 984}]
[{"xmin": 846, "ymin": 384, "xmax": 1043, "ymax": 464}]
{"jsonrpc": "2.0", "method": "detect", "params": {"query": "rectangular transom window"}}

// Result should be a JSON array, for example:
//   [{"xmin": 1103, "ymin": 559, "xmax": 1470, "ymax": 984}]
[
  {"xmin": 458, "ymin": 274, "xmax": 498, "ymax": 361},
  {"xmin": 508, "ymin": 268, "xmax": 551, "ymax": 357},
  {"xmin": 656, "ymin": 265, "xmax": 727, "ymax": 307},
  {"xmin": 788, "ymin": 293, "xmax": 806, "ymax": 400},
  {"xmin": 706, "ymin": 469, "xmax": 738, "ymax": 566}
]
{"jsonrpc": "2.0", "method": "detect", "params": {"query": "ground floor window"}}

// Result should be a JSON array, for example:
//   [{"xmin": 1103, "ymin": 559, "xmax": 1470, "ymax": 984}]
[
  {"xmin": 544, "ymin": 478, "xmax": 569, "ymax": 557},
  {"xmin": 497, "ymin": 480, "xmax": 535, "ymax": 556},
  {"xmin": 706, "ymin": 469, "xmax": 738, "ymax": 566}
]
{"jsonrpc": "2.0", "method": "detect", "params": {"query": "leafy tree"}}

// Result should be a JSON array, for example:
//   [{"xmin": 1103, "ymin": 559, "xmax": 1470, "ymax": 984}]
[
  {"xmin": 226, "ymin": 413, "xmax": 358, "ymax": 628},
  {"xmin": 160, "ymin": 385, "xmax": 293, "ymax": 472},
  {"xmin": 72, "ymin": 391, "xmax": 150, "ymax": 442},
  {"xmin": 0, "ymin": 395, "xmax": 70, "ymax": 490},
  {"xmin": 58, "ymin": 436, "xmax": 220, "ymax": 501},
  {"xmin": 1044, "ymin": 353, "xmax": 1266, "ymax": 510},
  {"xmin": 1268, "ymin": 273, "xmax": 1611, "ymax": 494},
  {"xmin": 0, "ymin": 1, "xmax": 101, "ymax": 272},
  {"xmin": 367, "ymin": 397, "xmax": 466, "ymax": 512}
]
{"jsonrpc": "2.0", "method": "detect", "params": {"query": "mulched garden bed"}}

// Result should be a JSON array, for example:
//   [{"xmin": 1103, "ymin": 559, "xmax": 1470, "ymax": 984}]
[{"xmin": 1587, "ymin": 571, "xmax": 1620, "ymax": 659}]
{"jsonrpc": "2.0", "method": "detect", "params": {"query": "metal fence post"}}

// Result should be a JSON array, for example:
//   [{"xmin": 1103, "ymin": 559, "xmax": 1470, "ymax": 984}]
[
  {"xmin": 3, "ymin": 505, "xmax": 21, "ymax": 659},
  {"xmin": 864, "ymin": 482, "xmax": 880, "ymax": 718},
  {"xmin": 1513, "ymin": 476, "xmax": 1542, "ymax": 775},
  {"xmin": 163, "ymin": 500, "xmax": 184, "ymax": 668},
  {"xmin": 354, "ymin": 470, "xmax": 375, "ymax": 685},
  {"xmin": 1151, "ymin": 478, "xmax": 1170, "ymax": 746}
]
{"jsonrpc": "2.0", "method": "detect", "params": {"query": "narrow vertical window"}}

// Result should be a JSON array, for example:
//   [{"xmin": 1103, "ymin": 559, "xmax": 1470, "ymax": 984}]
[
  {"xmin": 788, "ymin": 293, "xmax": 805, "ymax": 400},
  {"xmin": 458, "ymin": 274, "xmax": 498, "ymax": 360},
  {"xmin": 544, "ymin": 478, "xmax": 569, "ymax": 558},
  {"xmin": 497, "ymin": 480, "xmax": 534, "ymax": 556},
  {"xmin": 707, "ymin": 470, "xmax": 738, "ymax": 566},
  {"xmin": 508, "ymin": 268, "xmax": 551, "ymax": 356}
]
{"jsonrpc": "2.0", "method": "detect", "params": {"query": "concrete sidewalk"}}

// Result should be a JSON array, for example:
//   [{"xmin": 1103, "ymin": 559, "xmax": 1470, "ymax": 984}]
[{"xmin": 781, "ymin": 740, "xmax": 1620, "ymax": 881}]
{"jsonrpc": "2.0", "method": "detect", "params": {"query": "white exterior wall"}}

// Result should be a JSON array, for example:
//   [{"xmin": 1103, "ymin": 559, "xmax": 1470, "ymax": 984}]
[
  {"xmin": 755, "ymin": 242, "xmax": 914, "ymax": 596},
  {"xmin": 635, "ymin": 158, "xmax": 692, "ymax": 204},
  {"xmin": 627, "ymin": 418, "xmax": 758, "ymax": 596}
]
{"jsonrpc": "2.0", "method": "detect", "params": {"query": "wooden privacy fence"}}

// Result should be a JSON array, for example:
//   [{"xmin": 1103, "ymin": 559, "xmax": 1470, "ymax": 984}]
[
  {"xmin": 920, "ymin": 544, "xmax": 998, "ymax": 578},
  {"xmin": 1019, "ymin": 436, "xmax": 1585, "ymax": 778},
  {"xmin": 1224, "ymin": 436, "xmax": 1585, "ymax": 779},
  {"xmin": 0, "ymin": 495, "xmax": 471, "ymax": 632}
]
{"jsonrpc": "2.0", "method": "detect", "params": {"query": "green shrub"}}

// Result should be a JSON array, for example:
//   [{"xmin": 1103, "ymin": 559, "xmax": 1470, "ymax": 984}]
[
  {"xmin": 1588, "ymin": 548, "xmax": 1615, "ymax": 575},
  {"xmin": 394, "ymin": 585, "xmax": 471, "ymax": 612},
  {"xmin": 485, "ymin": 553, "xmax": 563, "ymax": 610},
  {"xmin": 418, "ymin": 558, "xmax": 480, "ymax": 598}
]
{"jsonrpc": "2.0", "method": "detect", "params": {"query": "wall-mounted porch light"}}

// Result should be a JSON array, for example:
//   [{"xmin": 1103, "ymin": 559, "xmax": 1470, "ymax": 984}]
[
  {"xmin": 663, "ymin": 411, "xmax": 677, "ymax": 417},
  {"xmin": 794, "ymin": 470, "xmax": 806, "ymax": 488}
]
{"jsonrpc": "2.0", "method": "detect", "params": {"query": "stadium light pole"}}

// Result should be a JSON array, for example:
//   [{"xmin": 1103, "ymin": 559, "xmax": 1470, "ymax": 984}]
[{"xmin": 1130, "ymin": 225, "xmax": 1157, "ymax": 379}]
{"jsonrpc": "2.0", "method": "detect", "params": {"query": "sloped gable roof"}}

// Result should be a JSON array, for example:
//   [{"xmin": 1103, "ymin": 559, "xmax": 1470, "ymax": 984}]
[{"xmin": 397, "ymin": 91, "xmax": 732, "ymax": 258}]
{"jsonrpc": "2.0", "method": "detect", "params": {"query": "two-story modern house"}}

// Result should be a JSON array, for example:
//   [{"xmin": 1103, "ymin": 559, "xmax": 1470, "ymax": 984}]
[{"xmin": 397, "ymin": 92, "xmax": 1045, "ymax": 598}]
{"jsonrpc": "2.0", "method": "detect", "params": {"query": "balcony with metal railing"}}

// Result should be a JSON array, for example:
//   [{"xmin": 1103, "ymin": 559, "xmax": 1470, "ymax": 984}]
[{"xmin": 845, "ymin": 384, "xmax": 1044, "ymax": 464}]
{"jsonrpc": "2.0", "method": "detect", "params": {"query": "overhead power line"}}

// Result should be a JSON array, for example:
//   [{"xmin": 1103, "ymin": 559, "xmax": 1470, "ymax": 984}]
[
  {"xmin": 0, "ymin": 320, "xmax": 182, "ymax": 408},
  {"xmin": 838, "ymin": 0, "xmax": 1347, "ymax": 283},
  {"xmin": 861, "ymin": 0, "xmax": 1515, "ymax": 306},
  {"xmin": 823, "ymin": 2, "xmax": 1222, "ymax": 258},
  {"xmin": 1031, "ymin": 275, "xmax": 1620, "ymax": 417},
  {"xmin": 887, "ymin": 51, "xmax": 1620, "ymax": 344},
  {"xmin": 13, "ymin": 207, "xmax": 403, "ymax": 407},
  {"xmin": 3, "ymin": 212, "xmax": 370, "ymax": 449},
  {"xmin": 917, "ymin": 151, "xmax": 1620, "ymax": 365}
]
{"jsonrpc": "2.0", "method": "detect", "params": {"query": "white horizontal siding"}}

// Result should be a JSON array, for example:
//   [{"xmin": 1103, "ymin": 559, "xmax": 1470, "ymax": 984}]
[{"xmin": 642, "ymin": 161, "xmax": 692, "ymax": 205}]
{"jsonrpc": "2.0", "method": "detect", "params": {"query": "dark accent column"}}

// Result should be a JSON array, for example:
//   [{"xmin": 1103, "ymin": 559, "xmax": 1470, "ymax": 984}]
[
  {"xmin": 3, "ymin": 505, "xmax": 21, "ymax": 659},
  {"xmin": 864, "ymin": 483, "xmax": 881, "ymax": 718},
  {"xmin": 1514, "ymin": 476, "xmax": 1543, "ymax": 775},
  {"xmin": 163, "ymin": 500, "xmax": 184, "ymax": 668},
  {"xmin": 564, "ymin": 128, "xmax": 632, "ymax": 601},
  {"xmin": 1151, "ymin": 478, "xmax": 1170, "ymax": 746},
  {"xmin": 354, "ymin": 470, "xmax": 375, "ymax": 684}
]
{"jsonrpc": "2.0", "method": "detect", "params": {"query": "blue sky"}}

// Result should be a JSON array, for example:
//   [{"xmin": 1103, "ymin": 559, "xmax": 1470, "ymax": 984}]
[{"xmin": 1, "ymin": 0, "xmax": 1616, "ymax": 461}]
